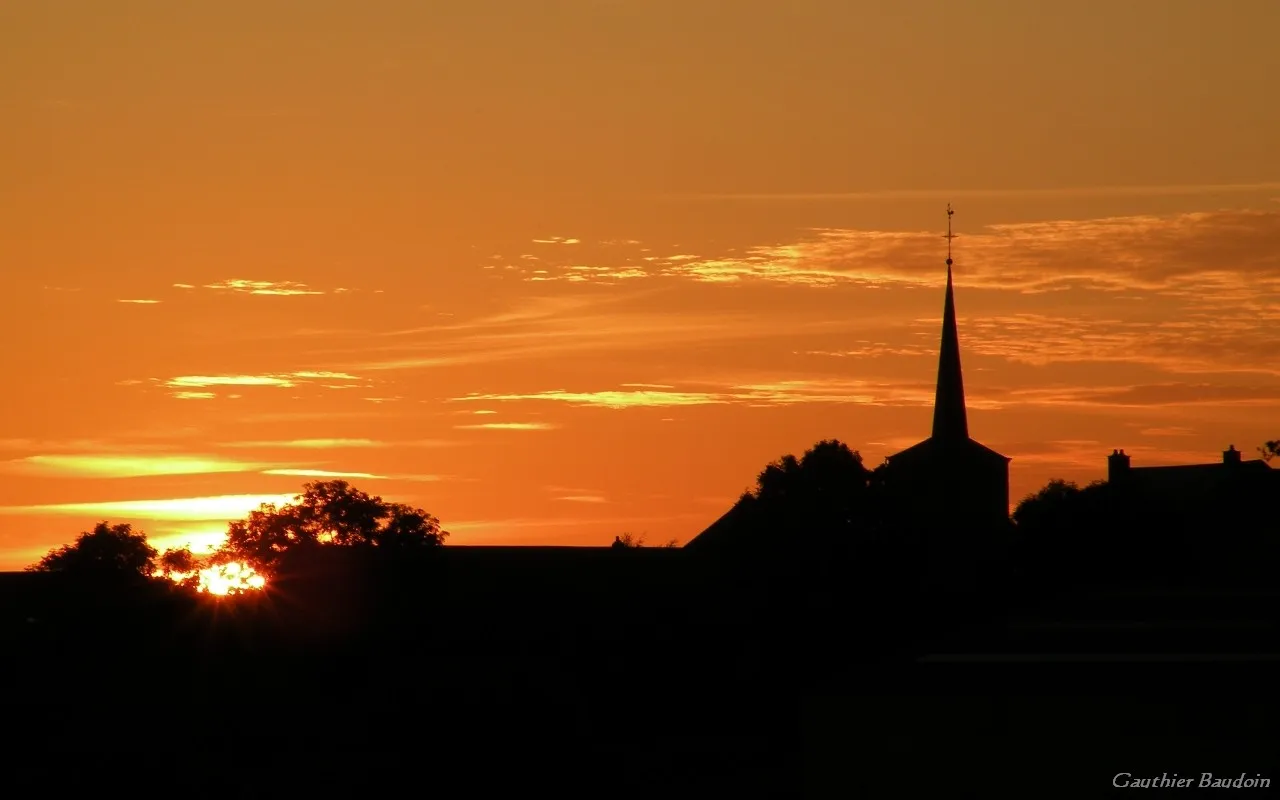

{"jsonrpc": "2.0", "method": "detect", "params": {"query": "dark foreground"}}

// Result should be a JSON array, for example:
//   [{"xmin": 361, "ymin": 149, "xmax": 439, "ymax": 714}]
[{"xmin": 4, "ymin": 548, "xmax": 1280, "ymax": 796}]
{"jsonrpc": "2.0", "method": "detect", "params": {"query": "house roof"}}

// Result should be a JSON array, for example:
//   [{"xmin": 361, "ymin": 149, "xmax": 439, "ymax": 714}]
[
  {"xmin": 684, "ymin": 498, "xmax": 753, "ymax": 551},
  {"xmin": 1121, "ymin": 459, "xmax": 1276, "ymax": 494}
]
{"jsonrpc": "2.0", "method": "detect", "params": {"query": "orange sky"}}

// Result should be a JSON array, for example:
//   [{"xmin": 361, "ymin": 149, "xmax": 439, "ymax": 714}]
[{"xmin": 2, "ymin": 1, "xmax": 1279, "ymax": 568}]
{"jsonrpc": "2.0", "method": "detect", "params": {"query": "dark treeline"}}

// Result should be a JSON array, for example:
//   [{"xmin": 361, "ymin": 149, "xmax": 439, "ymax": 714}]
[{"xmin": 5, "ymin": 439, "xmax": 1280, "ymax": 793}]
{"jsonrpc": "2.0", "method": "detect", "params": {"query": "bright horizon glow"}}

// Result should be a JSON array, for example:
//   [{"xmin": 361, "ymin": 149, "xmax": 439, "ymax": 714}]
[{"xmin": 169, "ymin": 561, "xmax": 267, "ymax": 595}]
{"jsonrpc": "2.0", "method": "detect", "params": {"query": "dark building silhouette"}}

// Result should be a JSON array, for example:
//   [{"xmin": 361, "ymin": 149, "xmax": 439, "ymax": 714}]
[
  {"xmin": 881, "ymin": 209, "xmax": 1010, "ymax": 530},
  {"xmin": 1102, "ymin": 444, "xmax": 1280, "ymax": 574},
  {"xmin": 1106, "ymin": 444, "xmax": 1279, "ymax": 500}
]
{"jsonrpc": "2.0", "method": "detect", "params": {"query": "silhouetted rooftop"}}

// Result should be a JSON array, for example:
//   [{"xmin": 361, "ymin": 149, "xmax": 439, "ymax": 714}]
[
  {"xmin": 886, "ymin": 435, "xmax": 1010, "ymax": 466},
  {"xmin": 1115, "ymin": 458, "xmax": 1276, "ymax": 494}
]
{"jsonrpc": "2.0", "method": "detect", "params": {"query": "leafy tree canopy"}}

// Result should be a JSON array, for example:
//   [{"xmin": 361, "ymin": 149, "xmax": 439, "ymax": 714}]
[
  {"xmin": 220, "ymin": 480, "xmax": 448, "ymax": 570},
  {"xmin": 1260, "ymin": 440, "xmax": 1279, "ymax": 463},
  {"xmin": 28, "ymin": 521, "xmax": 158, "ymax": 580}
]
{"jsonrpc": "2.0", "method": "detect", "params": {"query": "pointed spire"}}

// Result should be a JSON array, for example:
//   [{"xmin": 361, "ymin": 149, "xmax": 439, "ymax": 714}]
[{"xmin": 932, "ymin": 204, "xmax": 969, "ymax": 440}]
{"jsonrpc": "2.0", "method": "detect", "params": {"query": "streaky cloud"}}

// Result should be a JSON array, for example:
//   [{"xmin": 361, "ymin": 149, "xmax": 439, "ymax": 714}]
[
  {"xmin": 0, "ymin": 494, "xmax": 300, "ymax": 521},
  {"xmin": 168, "ymin": 375, "xmax": 295, "ymax": 388},
  {"xmin": 164, "ymin": 371, "xmax": 367, "ymax": 389},
  {"xmin": 0, "ymin": 454, "xmax": 268, "ymax": 479},
  {"xmin": 666, "ymin": 182, "xmax": 1280, "ymax": 202},
  {"xmin": 453, "ymin": 390, "xmax": 725, "ymax": 409},
  {"xmin": 451, "ymin": 380, "xmax": 953, "ymax": 410},
  {"xmin": 454, "ymin": 422, "xmax": 558, "ymax": 431},
  {"xmin": 262, "ymin": 468, "xmax": 387, "ymax": 479},
  {"xmin": 220, "ymin": 438, "xmax": 454, "ymax": 449},
  {"xmin": 201, "ymin": 278, "xmax": 323, "ymax": 296},
  {"xmin": 220, "ymin": 438, "xmax": 386, "ymax": 449}
]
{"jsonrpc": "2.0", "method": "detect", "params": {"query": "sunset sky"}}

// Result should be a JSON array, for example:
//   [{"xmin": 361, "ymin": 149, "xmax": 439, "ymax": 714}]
[{"xmin": 2, "ymin": 0, "xmax": 1278, "ymax": 568}]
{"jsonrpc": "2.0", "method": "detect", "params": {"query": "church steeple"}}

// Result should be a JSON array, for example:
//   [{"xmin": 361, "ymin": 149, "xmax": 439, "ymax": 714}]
[{"xmin": 932, "ymin": 204, "xmax": 969, "ymax": 441}]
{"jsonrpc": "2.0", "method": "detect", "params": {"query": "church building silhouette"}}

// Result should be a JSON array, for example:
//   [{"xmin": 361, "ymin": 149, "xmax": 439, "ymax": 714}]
[
  {"xmin": 880, "ymin": 206, "xmax": 1011, "ymax": 530},
  {"xmin": 686, "ymin": 208, "xmax": 1012, "ymax": 551}
]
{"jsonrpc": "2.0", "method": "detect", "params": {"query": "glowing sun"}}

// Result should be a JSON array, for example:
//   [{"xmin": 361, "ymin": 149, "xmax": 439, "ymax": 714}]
[{"xmin": 168, "ymin": 561, "xmax": 267, "ymax": 595}]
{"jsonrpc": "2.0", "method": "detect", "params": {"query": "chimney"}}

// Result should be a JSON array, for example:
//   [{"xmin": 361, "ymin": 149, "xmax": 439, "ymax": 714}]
[
  {"xmin": 1108, "ymin": 448, "xmax": 1131, "ymax": 482},
  {"xmin": 1223, "ymin": 444, "xmax": 1241, "ymax": 466}
]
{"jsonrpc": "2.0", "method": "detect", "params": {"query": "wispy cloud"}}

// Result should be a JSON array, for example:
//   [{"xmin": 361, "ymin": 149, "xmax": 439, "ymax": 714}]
[
  {"xmin": 201, "ymin": 279, "xmax": 323, "ymax": 296},
  {"xmin": 0, "ymin": 438, "xmax": 180, "ymax": 455},
  {"xmin": 381, "ymin": 294, "xmax": 627, "ymax": 337},
  {"xmin": 1001, "ymin": 382, "xmax": 1280, "ymax": 409},
  {"xmin": 262, "ymin": 468, "xmax": 449, "ymax": 482},
  {"xmin": 117, "ymin": 299, "xmax": 161, "ymax": 305},
  {"xmin": 261, "ymin": 468, "xmax": 386, "ymax": 479},
  {"xmin": 449, "ymin": 381, "xmax": 942, "ymax": 410},
  {"xmin": 531, "ymin": 236, "xmax": 580, "ymax": 244},
  {"xmin": 497, "ymin": 210, "xmax": 1280, "ymax": 298},
  {"xmin": 467, "ymin": 211, "xmax": 1280, "ymax": 380},
  {"xmin": 348, "ymin": 312, "xmax": 804, "ymax": 372},
  {"xmin": 453, "ymin": 390, "xmax": 725, "ymax": 409},
  {"xmin": 167, "ymin": 375, "xmax": 295, "ymax": 388},
  {"xmin": 665, "ymin": 182, "xmax": 1280, "ymax": 203},
  {"xmin": 1137, "ymin": 426, "xmax": 1197, "ymax": 437},
  {"xmin": 0, "ymin": 454, "xmax": 267, "ymax": 479},
  {"xmin": 0, "ymin": 494, "xmax": 299, "ymax": 521},
  {"xmin": 171, "ymin": 391, "xmax": 216, "ymax": 400},
  {"xmin": 235, "ymin": 410, "xmax": 386, "ymax": 423},
  {"xmin": 957, "ymin": 313, "xmax": 1280, "ymax": 377},
  {"xmin": 163, "ymin": 371, "xmax": 364, "ymax": 390},
  {"xmin": 454, "ymin": 422, "xmax": 559, "ymax": 431},
  {"xmin": 220, "ymin": 438, "xmax": 386, "ymax": 449},
  {"xmin": 523, "ymin": 265, "xmax": 649, "ymax": 284},
  {"xmin": 555, "ymin": 495, "xmax": 608, "ymax": 503},
  {"xmin": 291, "ymin": 371, "xmax": 362, "ymax": 380},
  {"xmin": 219, "ymin": 438, "xmax": 453, "ymax": 449}
]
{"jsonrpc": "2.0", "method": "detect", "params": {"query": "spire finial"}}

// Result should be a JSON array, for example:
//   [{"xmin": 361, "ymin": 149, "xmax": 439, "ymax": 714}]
[{"xmin": 945, "ymin": 204, "xmax": 955, "ymax": 268}]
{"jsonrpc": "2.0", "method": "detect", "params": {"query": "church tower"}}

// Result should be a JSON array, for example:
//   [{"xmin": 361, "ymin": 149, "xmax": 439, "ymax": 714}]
[
  {"xmin": 883, "ymin": 207, "xmax": 1011, "ymax": 531},
  {"xmin": 932, "ymin": 205, "xmax": 968, "ymax": 442}
]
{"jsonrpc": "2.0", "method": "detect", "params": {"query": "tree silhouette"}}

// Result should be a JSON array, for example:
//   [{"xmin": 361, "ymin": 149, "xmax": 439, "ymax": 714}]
[
  {"xmin": 158, "ymin": 546, "xmax": 202, "ymax": 588},
  {"xmin": 159, "ymin": 546, "xmax": 199, "ymax": 574},
  {"xmin": 1012, "ymin": 479, "xmax": 1084, "ymax": 532},
  {"xmin": 1260, "ymin": 440, "xmax": 1279, "ymax": 463},
  {"xmin": 220, "ymin": 480, "xmax": 447, "ymax": 570},
  {"xmin": 753, "ymin": 439, "xmax": 874, "ymax": 540},
  {"xmin": 28, "ymin": 522, "xmax": 158, "ymax": 580},
  {"xmin": 688, "ymin": 439, "xmax": 876, "ymax": 554}
]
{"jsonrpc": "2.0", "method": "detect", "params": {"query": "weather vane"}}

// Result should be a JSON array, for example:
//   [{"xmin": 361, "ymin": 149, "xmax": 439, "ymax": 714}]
[{"xmin": 945, "ymin": 204, "xmax": 955, "ymax": 268}]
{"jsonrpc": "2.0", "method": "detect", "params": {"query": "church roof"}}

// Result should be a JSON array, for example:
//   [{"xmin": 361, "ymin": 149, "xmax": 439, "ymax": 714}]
[{"xmin": 887, "ymin": 435, "xmax": 1010, "ymax": 467}]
